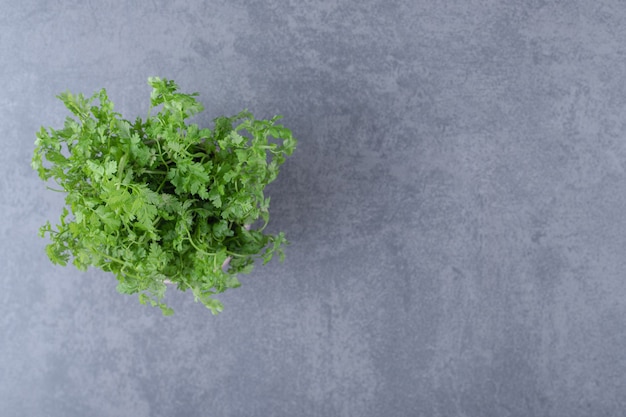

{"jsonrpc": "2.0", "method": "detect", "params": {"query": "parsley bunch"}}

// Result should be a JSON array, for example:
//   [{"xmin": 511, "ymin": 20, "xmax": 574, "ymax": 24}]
[{"xmin": 32, "ymin": 77, "xmax": 296, "ymax": 315}]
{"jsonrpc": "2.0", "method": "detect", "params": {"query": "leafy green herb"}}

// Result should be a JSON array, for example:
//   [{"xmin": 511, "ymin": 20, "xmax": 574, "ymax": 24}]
[{"xmin": 32, "ymin": 77, "xmax": 296, "ymax": 315}]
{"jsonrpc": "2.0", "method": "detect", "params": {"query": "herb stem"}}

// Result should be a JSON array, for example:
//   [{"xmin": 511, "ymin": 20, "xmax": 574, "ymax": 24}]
[
  {"xmin": 93, "ymin": 250, "xmax": 142, "ymax": 280},
  {"xmin": 184, "ymin": 227, "xmax": 246, "ymax": 259},
  {"xmin": 184, "ymin": 228, "xmax": 216, "ymax": 255},
  {"xmin": 46, "ymin": 186, "xmax": 65, "ymax": 193}
]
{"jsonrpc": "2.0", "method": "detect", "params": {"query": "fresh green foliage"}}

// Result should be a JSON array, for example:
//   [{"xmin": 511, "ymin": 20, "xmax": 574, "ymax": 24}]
[{"xmin": 32, "ymin": 77, "xmax": 296, "ymax": 315}]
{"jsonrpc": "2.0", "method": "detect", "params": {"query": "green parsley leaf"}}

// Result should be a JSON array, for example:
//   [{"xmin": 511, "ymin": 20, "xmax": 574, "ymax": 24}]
[{"xmin": 33, "ymin": 77, "xmax": 297, "ymax": 315}]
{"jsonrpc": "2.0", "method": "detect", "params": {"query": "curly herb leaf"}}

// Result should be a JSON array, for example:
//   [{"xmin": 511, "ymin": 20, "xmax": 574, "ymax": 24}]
[{"xmin": 32, "ymin": 77, "xmax": 296, "ymax": 315}]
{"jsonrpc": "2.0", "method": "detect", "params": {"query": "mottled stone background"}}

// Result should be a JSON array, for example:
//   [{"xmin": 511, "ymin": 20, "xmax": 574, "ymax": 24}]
[{"xmin": 2, "ymin": 1, "xmax": 626, "ymax": 416}]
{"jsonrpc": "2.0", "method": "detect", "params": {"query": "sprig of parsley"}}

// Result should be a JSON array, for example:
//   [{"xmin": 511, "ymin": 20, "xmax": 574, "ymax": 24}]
[{"xmin": 32, "ymin": 77, "xmax": 296, "ymax": 315}]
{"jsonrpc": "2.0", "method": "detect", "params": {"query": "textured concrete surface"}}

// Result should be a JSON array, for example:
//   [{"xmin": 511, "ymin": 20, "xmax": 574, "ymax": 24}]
[{"xmin": 2, "ymin": 1, "xmax": 626, "ymax": 416}]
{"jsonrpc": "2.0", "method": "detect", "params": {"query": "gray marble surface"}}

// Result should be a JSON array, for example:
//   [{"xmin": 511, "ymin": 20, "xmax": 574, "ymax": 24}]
[{"xmin": 2, "ymin": 1, "xmax": 626, "ymax": 416}]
